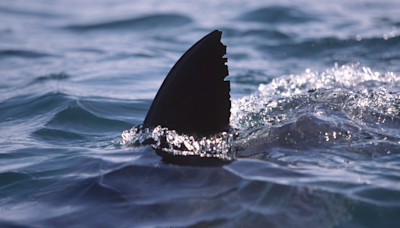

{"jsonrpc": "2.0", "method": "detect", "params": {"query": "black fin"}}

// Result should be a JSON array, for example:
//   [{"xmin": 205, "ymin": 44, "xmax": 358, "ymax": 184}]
[{"xmin": 144, "ymin": 30, "xmax": 230, "ymax": 135}]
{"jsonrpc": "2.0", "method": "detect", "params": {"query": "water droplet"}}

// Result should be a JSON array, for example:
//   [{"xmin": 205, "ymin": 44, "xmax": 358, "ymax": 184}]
[{"xmin": 383, "ymin": 34, "xmax": 388, "ymax": 40}]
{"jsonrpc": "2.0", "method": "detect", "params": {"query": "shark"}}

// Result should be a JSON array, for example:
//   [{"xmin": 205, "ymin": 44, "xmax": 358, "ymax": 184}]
[{"xmin": 142, "ymin": 30, "xmax": 233, "ymax": 166}]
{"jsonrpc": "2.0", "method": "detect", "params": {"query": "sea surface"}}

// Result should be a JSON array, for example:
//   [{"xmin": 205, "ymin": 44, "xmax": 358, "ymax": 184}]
[{"xmin": 1, "ymin": 0, "xmax": 400, "ymax": 227}]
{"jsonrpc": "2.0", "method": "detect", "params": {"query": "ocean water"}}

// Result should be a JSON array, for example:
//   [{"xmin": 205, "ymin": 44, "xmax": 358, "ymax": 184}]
[{"xmin": 1, "ymin": 0, "xmax": 400, "ymax": 227}]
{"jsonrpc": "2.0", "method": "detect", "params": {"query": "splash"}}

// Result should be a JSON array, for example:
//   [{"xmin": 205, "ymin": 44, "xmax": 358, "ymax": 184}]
[
  {"xmin": 231, "ymin": 63, "xmax": 400, "ymax": 130},
  {"xmin": 258, "ymin": 62, "xmax": 399, "ymax": 97},
  {"xmin": 123, "ymin": 63, "xmax": 400, "ymax": 159},
  {"xmin": 121, "ymin": 125, "xmax": 237, "ymax": 160}
]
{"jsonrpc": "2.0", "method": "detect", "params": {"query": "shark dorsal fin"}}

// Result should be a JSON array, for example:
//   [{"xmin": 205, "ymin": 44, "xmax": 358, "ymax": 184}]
[{"xmin": 144, "ymin": 30, "xmax": 230, "ymax": 135}]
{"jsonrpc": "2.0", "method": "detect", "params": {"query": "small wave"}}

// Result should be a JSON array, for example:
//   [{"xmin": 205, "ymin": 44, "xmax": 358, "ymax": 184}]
[
  {"xmin": 31, "ymin": 128, "xmax": 87, "ymax": 145},
  {"xmin": 0, "ymin": 49, "xmax": 54, "ymax": 58},
  {"xmin": 0, "ymin": 6, "xmax": 62, "ymax": 18},
  {"xmin": 47, "ymin": 101, "xmax": 131, "ymax": 135},
  {"xmin": 34, "ymin": 72, "xmax": 70, "ymax": 82},
  {"xmin": 64, "ymin": 14, "xmax": 192, "ymax": 31},
  {"xmin": 257, "ymin": 36, "xmax": 400, "ymax": 60},
  {"xmin": 222, "ymin": 28, "xmax": 292, "ymax": 40},
  {"xmin": 0, "ymin": 92, "xmax": 71, "ymax": 124},
  {"xmin": 238, "ymin": 5, "xmax": 318, "ymax": 24}
]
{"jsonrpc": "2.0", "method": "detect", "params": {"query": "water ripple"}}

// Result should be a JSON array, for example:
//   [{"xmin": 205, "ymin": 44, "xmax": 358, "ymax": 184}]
[
  {"xmin": 238, "ymin": 5, "xmax": 318, "ymax": 24},
  {"xmin": 64, "ymin": 14, "xmax": 192, "ymax": 31},
  {"xmin": 0, "ymin": 50, "xmax": 54, "ymax": 58}
]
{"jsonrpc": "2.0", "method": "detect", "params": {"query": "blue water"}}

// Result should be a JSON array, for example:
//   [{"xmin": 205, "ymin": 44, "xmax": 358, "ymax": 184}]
[{"xmin": 1, "ymin": 0, "xmax": 400, "ymax": 227}]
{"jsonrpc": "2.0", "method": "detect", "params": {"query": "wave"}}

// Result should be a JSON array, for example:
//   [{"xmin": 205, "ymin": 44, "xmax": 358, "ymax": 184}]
[
  {"xmin": 64, "ymin": 14, "xmax": 192, "ymax": 31},
  {"xmin": 44, "ymin": 100, "xmax": 131, "ymax": 135},
  {"xmin": 0, "ymin": 49, "xmax": 54, "ymax": 58},
  {"xmin": 257, "ymin": 36, "xmax": 400, "ymax": 60},
  {"xmin": 238, "ymin": 5, "xmax": 318, "ymax": 24},
  {"xmin": 0, "ymin": 91, "xmax": 131, "ymax": 145},
  {"xmin": 0, "ymin": 92, "xmax": 71, "ymax": 124},
  {"xmin": 222, "ymin": 28, "xmax": 292, "ymax": 40},
  {"xmin": 34, "ymin": 72, "xmax": 70, "ymax": 82},
  {"xmin": 0, "ymin": 6, "xmax": 62, "ymax": 18},
  {"xmin": 31, "ymin": 128, "xmax": 87, "ymax": 145}
]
